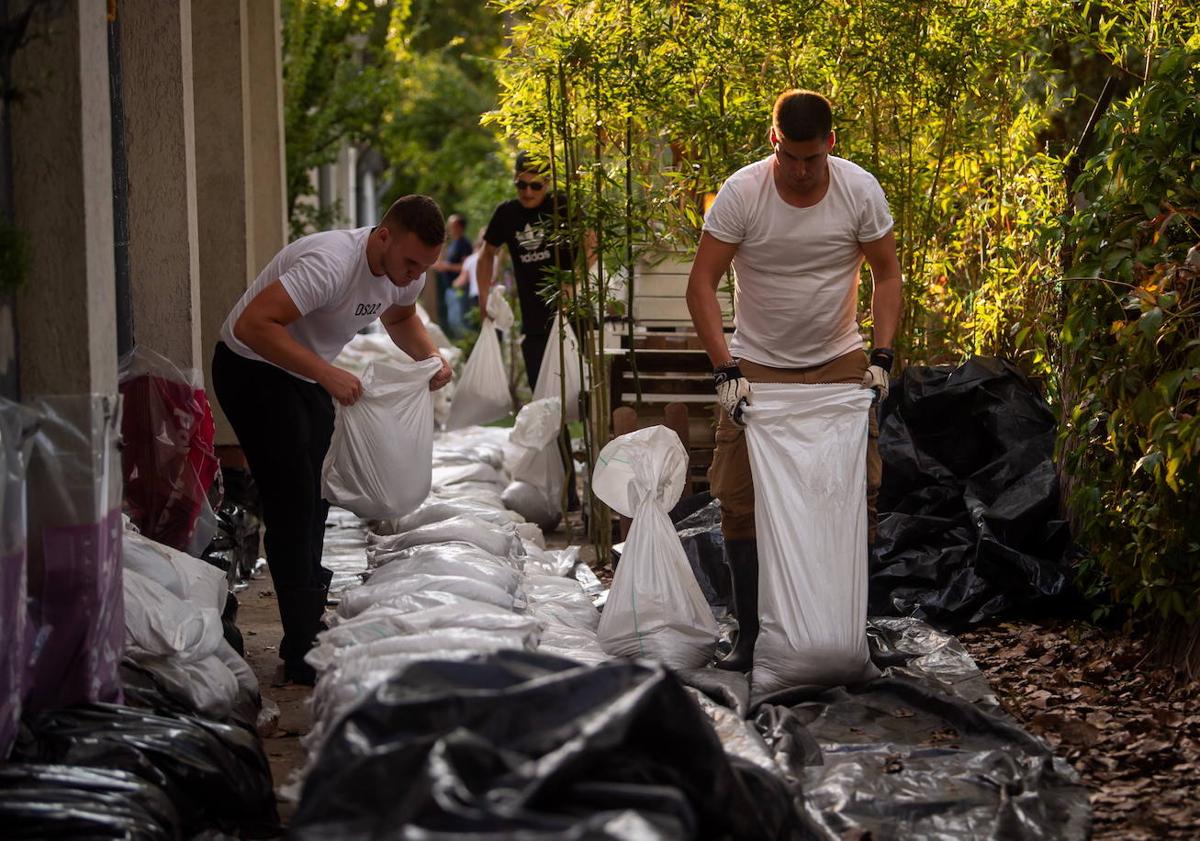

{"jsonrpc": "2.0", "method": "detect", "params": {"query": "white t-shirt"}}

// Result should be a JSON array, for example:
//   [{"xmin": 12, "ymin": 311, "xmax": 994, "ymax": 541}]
[
  {"xmin": 219, "ymin": 227, "xmax": 425, "ymax": 378},
  {"xmin": 461, "ymin": 252, "xmax": 480, "ymax": 298},
  {"xmin": 703, "ymin": 155, "xmax": 893, "ymax": 368}
]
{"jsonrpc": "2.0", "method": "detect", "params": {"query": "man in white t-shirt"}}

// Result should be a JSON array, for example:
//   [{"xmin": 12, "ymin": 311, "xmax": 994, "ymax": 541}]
[
  {"xmin": 212, "ymin": 195, "xmax": 452, "ymax": 685},
  {"xmin": 686, "ymin": 90, "xmax": 902, "ymax": 671}
]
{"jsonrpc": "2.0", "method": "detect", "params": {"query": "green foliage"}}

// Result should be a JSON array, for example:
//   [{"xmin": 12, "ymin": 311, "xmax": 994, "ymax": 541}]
[
  {"xmin": 1060, "ymin": 42, "xmax": 1200, "ymax": 625},
  {"xmin": 487, "ymin": 0, "xmax": 1200, "ymax": 622},
  {"xmin": 282, "ymin": 0, "xmax": 411, "ymax": 235}
]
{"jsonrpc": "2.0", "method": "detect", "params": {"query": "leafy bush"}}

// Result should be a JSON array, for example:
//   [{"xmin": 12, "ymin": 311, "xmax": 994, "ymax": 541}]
[{"xmin": 1060, "ymin": 44, "xmax": 1200, "ymax": 624}]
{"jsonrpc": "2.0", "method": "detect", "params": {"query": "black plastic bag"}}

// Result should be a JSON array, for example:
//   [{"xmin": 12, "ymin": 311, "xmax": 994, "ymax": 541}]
[
  {"xmin": 12, "ymin": 702, "xmax": 278, "ymax": 837},
  {"xmin": 0, "ymin": 763, "xmax": 180, "ymax": 840},
  {"xmin": 872, "ymin": 357, "xmax": 1080, "ymax": 628},
  {"xmin": 292, "ymin": 650, "xmax": 797, "ymax": 840}
]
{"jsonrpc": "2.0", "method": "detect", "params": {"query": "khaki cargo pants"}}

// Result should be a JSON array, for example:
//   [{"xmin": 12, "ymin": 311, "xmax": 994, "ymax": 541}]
[{"xmin": 709, "ymin": 350, "xmax": 882, "ymax": 543}]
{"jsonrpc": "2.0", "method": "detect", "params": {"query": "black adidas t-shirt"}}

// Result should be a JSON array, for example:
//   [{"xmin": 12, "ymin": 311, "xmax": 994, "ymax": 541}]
[{"xmin": 484, "ymin": 195, "xmax": 575, "ymax": 335}]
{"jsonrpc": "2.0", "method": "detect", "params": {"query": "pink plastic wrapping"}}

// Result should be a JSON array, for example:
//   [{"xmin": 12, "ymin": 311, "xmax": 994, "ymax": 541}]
[{"xmin": 24, "ymin": 394, "xmax": 124, "ymax": 713}]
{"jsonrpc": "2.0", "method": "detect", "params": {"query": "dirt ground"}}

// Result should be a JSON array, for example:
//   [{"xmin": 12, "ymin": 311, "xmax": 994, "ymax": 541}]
[
  {"xmin": 239, "ymin": 569, "xmax": 311, "ymax": 833},
  {"xmin": 959, "ymin": 621, "xmax": 1200, "ymax": 840}
]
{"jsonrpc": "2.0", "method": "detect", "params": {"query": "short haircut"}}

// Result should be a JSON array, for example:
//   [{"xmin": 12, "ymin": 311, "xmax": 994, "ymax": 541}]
[
  {"xmin": 772, "ymin": 90, "xmax": 833, "ymax": 142},
  {"xmin": 381, "ymin": 195, "xmax": 445, "ymax": 246},
  {"xmin": 448, "ymin": 213, "xmax": 467, "ymax": 229},
  {"xmin": 514, "ymin": 150, "xmax": 547, "ymax": 176}
]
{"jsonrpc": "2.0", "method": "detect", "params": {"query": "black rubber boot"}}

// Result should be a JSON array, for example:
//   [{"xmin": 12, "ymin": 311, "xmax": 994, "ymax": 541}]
[
  {"xmin": 276, "ymin": 586, "xmax": 327, "ymax": 686},
  {"xmin": 716, "ymin": 539, "xmax": 759, "ymax": 672}
]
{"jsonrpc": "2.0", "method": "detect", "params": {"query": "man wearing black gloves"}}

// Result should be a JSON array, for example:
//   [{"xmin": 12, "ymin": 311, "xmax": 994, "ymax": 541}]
[{"xmin": 686, "ymin": 90, "xmax": 902, "ymax": 671}]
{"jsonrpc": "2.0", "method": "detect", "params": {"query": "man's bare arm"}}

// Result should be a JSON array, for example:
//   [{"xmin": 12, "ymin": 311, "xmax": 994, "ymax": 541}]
[
  {"xmin": 860, "ymin": 231, "xmax": 903, "ymax": 349},
  {"xmin": 685, "ymin": 232, "xmax": 740, "ymax": 368},
  {"xmin": 233, "ymin": 281, "xmax": 362, "ymax": 404},
  {"xmin": 380, "ymin": 304, "xmax": 452, "ymax": 390},
  {"xmin": 475, "ymin": 242, "xmax": 499, "ymax": 316}
]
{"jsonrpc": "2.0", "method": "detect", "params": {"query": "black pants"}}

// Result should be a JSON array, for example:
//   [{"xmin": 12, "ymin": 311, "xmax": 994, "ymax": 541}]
[
  {"xmin": 522, "ymin": 332, "xmax": 549, "ymax": 392},
  {"xmin": 211, "ymin": 342, "xmax": 333, "ymax": 664}
]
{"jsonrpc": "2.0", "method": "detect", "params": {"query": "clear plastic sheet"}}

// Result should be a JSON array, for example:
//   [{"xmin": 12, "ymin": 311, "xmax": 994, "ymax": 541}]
[
  {"xmin": 292, "ymin": 651, "xmax": 797, "ymax": 841},
  {"xmin": 0, "ymin": 400, "xmax": 34, "ymax": 759},
  {"xmin": 118, "ymin": 346, "xmax": 220, "ymax": 554},
  {"xmin": 12, "ymin": 702, "xmax": 279, "ymax": 837},
  {"xmin": 24, "ymin": 394, "xmax": 124, "ymax": 713},
  {"xmin": 750, "ymin": 617, "xmax": 1092, "ymax": 840}
]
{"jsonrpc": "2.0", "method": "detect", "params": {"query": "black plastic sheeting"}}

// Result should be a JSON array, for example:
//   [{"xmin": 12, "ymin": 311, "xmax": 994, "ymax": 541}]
[
  {"xmin": 700, "ymin": 618, "xmax": 1091, "ymax": 840},
  {"xmin": 293, "ymin": 622, "xmax": 1091, "ymax": 841},
  {"xmin": 11, "ymin": 703, "xmax": 279, "ymax": 838},
  {"xmin": 291, "ymin": 651, "xmax": 798, "ymax": 841},
  {"xmin": 0, "ymin": 763, "xmax": 181, "ymax": 840},
  {"xmin": 871, "ymin": 357, "xmax": 1081, "ymax": 628}
]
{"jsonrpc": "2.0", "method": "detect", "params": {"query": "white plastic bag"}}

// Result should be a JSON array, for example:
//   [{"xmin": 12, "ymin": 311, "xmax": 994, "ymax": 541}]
[
  {"xmin": 593, "ymin": 426, "xmax": 718, "ymax": 669},
  {"xmin": 445, "ymin": 321, "xmax": 512, "ymax": 430},
  {"xmin": 531, "ymin": 315, "xmax": 584, "ymax": 422},
  {"xmin": 321, "ymin": 358, "xmax": 442, "ymax": 519},
  {"xmin": 368, "ymin": 515, "xmax": 523, "ymax": 561},
  {"xmin": 745, "ymin": 383, "xmax": 879, "ymax": 693}
]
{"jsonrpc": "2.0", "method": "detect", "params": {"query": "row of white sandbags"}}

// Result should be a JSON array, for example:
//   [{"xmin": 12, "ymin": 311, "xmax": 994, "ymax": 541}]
[
  {"xmin": 121, "ymin": 524, "xmax": 258, "ymax": 719},
  {"xmin": 302, "ymin": 425, "xmax": 605, "ymax": 761}
]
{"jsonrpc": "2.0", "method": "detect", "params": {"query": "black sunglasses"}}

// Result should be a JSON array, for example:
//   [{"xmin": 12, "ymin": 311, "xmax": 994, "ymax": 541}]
[{"xmin": 514, "ymin": 179, "xmax": 545, "ymax": 191}]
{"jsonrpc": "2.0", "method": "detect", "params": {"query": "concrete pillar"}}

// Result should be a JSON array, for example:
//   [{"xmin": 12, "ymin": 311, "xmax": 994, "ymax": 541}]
[
  {"xmin": 11, "ymin": 0, "xmax": 117, "ymax": 397},
  {"xmin": 192, "ymin": 0, "xmax": 253, "ymax": 445},
  {"xmin": 120, "ymin": 0, "xmax": 202, "ymax": 370},
  {"xmin": 245, "ymin": 0, "xmax": 287, "ymax": 272},
  {"xmin": 358, "ymin": 169, "xmax": 377, "ymax": 229}
]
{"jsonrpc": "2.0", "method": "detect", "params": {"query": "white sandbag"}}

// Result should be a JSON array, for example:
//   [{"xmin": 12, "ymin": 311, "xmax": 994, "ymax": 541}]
[
  {"xmin": 122, "ymin": 569, "xmax": 223, "ymax": 661},
  {"xmin": 514, "ymin": 521, "xmax": 545, "ymax": 550},
  {"xmin": 122, "ymin": 528, "xmax": 227, "ymax": 612},
  {"xmin": 321, "ymin": 358, "xmax": 441, "ymax": 519},
  {"xmin": 445, "ymin": 320, "xmax": 512, "ymax": 430},
  {"xmin": 367, "ymin": 552, "xmax": 523, "ymax": 595},
  {"xmin": 532, "ymin": 315, "xmax": 584, "ymax": 422},
  {"xmin": 745, "ymin": 383, "xmax": 879, "ymax": 692},
  {"xmin": 327, "ymin": 588, "xmax": 483, "ymax": 621},
  {"xmin": 486, "ymin": 285, "xmax": 516, "ymax": 331},
  {"xmin": 309, "ymin": 627, "xmax": 534, "ymax": 671},
  {"xmin": 593, "ymin": 426, "xmax": 718, "ymax": 669},
  {"xmin": 312, "ymin": 602, "xmax": 540, "ymax": 670},
  {"xmin": 538, "ymin": 622, "xmax": 609, "ymax": 666},
  {"xmin": 503, "ymin": 398, "xmax": 565, "ymax": 530},
  {"xmin": 140, "ymin": 652, "xmax": 239, "ymax": 719},
  {"xmin": 368, "ymin": 514, "xmax": 523, "ymax": 560},
  {"xmin": 430, "ymin": 484, "xmax": 507, "ymax": 510},
  {"xmin": 523, "ymin": 545, "xmax": 580, "ymax": 578},
  {"xmin": 336, "ymin": 573, "xmax": 523, "ymax": 620},
  {"xmin": 388, "ymin": 499, "xmax": 522, "ymax": 534},
  {"xmin": 367, "ymin": 540, "xmax": 524, "ymax": 574},
  {"xmin": 432, "ymin": 462, "xmax": 506, "ymax": 490}
]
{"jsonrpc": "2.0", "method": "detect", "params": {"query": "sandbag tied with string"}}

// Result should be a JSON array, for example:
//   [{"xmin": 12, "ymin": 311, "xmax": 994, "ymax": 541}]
[{"xmin": 593, "ymin": 426, "xmax": 718, "ymax": 670}]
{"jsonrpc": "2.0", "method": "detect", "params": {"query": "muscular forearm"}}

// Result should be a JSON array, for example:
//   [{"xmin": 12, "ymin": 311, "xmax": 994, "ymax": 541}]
[
  {"xmin": 385, "ymin": 315, "xmax": 440, "ymax": 361},
  {"xmin": 871, "ymin": 272, "xmax": 903, "ymax": 349},
  {"xmin": 686, "ymin": 278, "xmax": 733, "ymax": 367},
  {"xmin": 236, "ymin": 320, "xmax": 337, "ymax": 383}
]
